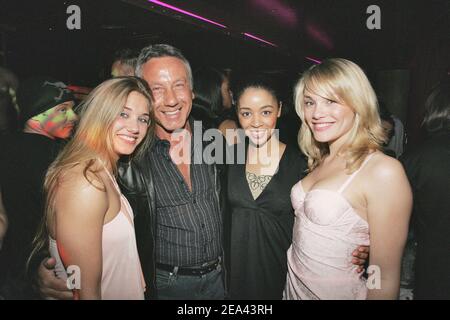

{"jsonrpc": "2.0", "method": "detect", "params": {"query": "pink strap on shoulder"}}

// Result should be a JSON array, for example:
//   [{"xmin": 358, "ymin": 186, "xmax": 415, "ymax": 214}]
[{"xmin": 338, "ymin": 153, "xmax": 375, "ymax": 194}]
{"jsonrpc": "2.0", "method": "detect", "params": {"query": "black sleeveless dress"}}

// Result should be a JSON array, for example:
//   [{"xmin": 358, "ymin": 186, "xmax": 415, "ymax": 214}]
[{"xmin": 227, "ymin": 143, "xmax": 307, "ymax": 299}]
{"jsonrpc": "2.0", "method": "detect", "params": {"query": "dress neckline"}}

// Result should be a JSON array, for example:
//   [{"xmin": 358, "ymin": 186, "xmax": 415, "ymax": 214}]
[
  {"xmin": 296, "ymin": 153, "xmax": 376, "ymax": 225},
  {"xmin": 298, "ymin": 181, "xmax": 368, "ymax": 225},
  {"xmin": 243, "ymin": 144, "xmax": 289, "ymax": 202}
]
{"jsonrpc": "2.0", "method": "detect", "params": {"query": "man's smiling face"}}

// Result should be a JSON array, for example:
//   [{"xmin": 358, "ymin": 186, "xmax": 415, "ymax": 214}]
[{"xmin": 141, "ymin": 56, "xmax": 194, "ymax": 138}]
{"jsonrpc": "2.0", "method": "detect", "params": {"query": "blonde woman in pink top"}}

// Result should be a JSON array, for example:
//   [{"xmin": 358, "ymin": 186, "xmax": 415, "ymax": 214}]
[
  {"xmin": 285, "ymin": 59, "xmax": 412, "ymax": 300},
  {"xmin": 30, "ymin": 77, "xmax": 154, "ymax": 299}
]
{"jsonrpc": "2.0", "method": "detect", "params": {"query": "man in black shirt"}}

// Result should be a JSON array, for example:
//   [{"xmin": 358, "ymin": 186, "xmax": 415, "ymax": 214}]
[{"xmin": 122, "ymin": 44, "xmax": 226, "ymax": 299}]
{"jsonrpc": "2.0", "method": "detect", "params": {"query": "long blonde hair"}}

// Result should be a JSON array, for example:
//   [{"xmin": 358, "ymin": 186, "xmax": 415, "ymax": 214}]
[
  {"xmin": 28, "ymin": 76, "xmax": 154, "ymax": 268},
  {"xmin": 294, "ymin": 58, "xmax": 387, "ymax": 172}
]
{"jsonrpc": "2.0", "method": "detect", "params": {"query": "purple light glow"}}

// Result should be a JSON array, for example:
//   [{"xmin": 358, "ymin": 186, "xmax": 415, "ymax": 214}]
[
  {"xmin": 306, "ymin": 22, "xmax": 333, "ymax": 50},
  {"xmin": 252, "ymin": 0, "xmax": 298, "ymax": 27},
  {"xmin": 305, "ymin": 56, "xmax": 322, "ymax": 64},
  {"xmin": 147, "ymin": 0, "xmax": 227, "ymax": 29},
  {"xmin": 244, "ymin": 32, "xmax": 277, "ymax": 47}
]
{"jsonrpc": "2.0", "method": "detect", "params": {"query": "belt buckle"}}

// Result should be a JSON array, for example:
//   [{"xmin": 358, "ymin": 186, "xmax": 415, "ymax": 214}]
[
  {"xmin": 191, "ymin": 259, "xmax": 218, "ymax": 276},
  {"xmin": 193, "ymin": 268, "xmax": 206, "ymax": 276},
  {"xmin": 203, "ymin": 257, "xmax": 220, "ymax": 268},
  {"xmin": 198, "ymin": 264, "xmax": 214, "ymax": 276},
  {"xmin": 168, "ymin": 257, "xmax": 220, "ymax": 276},
  {"xmin": 200, "ymin": 260, "xmax": 213, "ymax": 268}
]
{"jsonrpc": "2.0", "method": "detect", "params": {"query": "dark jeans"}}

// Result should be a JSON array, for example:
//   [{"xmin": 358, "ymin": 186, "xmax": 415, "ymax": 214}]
[{"xmin": 156, "ymin": 263, "xmax": 225, "ymax": 300}]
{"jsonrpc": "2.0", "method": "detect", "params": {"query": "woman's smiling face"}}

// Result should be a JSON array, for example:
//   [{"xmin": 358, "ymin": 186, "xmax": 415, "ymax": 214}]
[{"xmin": 237, "ymin": 87, "xmax": 281, "ymax": 147}]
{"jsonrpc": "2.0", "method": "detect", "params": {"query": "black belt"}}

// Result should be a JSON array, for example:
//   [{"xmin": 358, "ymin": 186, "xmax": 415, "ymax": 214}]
[{"xmin": 156, "ymin": 258, "xmax": 221, "ymax": 276}]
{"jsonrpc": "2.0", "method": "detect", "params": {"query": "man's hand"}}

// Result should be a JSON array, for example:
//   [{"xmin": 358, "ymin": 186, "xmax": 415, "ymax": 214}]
[
  {"xmin": 352, "ymin": 245, "xmax": 369, "ymax": 273},
  {"xmin": 38, "ymin": 257, "xmax": 73, "ymax": 300}
]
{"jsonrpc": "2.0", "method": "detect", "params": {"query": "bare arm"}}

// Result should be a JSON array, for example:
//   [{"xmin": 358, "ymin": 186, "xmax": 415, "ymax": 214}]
[
  {"xmin": 54, "ymin": 172, "xmax": 108, "ymax": 300},
  {"xmin": 0, "ymin": 188, "xmax": 8, "ymax": 250},
  {"xmin": 365, "ymin": 157, "xmax": 412, "ymax": 299}
]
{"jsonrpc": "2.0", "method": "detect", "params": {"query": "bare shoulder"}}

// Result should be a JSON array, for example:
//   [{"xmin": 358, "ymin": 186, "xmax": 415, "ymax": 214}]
[
  {"xmin": 55, "ymin": 162, "xmax": 109, "ymax": 213},
  {"xmin": 365, "ymin": 151, "xmax": 406, "ymax": 182},
  {"xmin": 363, "ymin": 152, "xmax": 412, "ymax": 224},
  {"xmin": 366, "ymin": 151, "xmax": 408, "ymax": 191}
]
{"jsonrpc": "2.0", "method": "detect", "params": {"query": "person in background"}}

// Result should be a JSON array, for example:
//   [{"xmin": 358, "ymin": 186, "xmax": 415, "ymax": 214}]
[
  {"xmin": 192, "ymin": 67, "xmax": 239, "ymax": 143},
  {"xmin": 192, "ymin": 67, "xmax": 229, "ymax": 129},
  {"xmin": 217, "ymin": 68, "xmax": 239, "ymax": 143},
  {"xmin": 387, "ymin": 114, "xmax": 406, "ymax": 158},
  {"xmin": 0, "ymin": 66, "xmax": 19, "ymax": 135},
  {"xmin": 378, "ymin": 99, "xmax": 406, "ymax": 158},
  {"xmin": 0, "ymin": 76, "xmax": 77, "ymax": 299},
  {"xmin": 378, "ymin": 103, "xmax": 397, "ymax": 158},
  {"xmin": 111, "ymin": 48, "xmax": 140, "ymax": 78},
  {"xmin": 400, "ymin": 79, "xmax": 450, "ymax": 300}
]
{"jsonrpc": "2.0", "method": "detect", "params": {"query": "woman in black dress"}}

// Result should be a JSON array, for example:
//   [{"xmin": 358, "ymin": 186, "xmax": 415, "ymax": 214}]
[{"xmin": 227, "ymin": 74, "xmax": 307, "ymax": 299}]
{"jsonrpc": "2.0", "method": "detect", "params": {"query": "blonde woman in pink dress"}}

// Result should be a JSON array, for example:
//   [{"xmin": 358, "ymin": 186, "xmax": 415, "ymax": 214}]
[
  {"xmin": 284, "ymin": 59, "xmax": 412, "ymax": 300},
  {"xmin": 30, "ymin": 77, "xmax": 154, "ymax": 299}
]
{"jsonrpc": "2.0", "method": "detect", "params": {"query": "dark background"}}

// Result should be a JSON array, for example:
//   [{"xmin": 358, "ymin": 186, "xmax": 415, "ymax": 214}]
[{"xmin": 1, "ymin": 0, "xmax": 449, "ymax": 143}]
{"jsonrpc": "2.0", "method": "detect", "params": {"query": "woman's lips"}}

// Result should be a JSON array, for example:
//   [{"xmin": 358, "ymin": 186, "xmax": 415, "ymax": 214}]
[
  {"xmin": 249, "ymin": 130, "xmax": 267, "ymax": 140},
  {"xmin": 312, "ymin": 122, "xmax": 334, "ymax": 132}
]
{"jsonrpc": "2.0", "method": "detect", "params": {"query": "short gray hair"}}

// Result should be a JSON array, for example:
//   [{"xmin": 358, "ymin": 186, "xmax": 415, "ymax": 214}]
[{"xmin": 135, "ymin": 44, "xmax": 193, "ymax": 89}]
